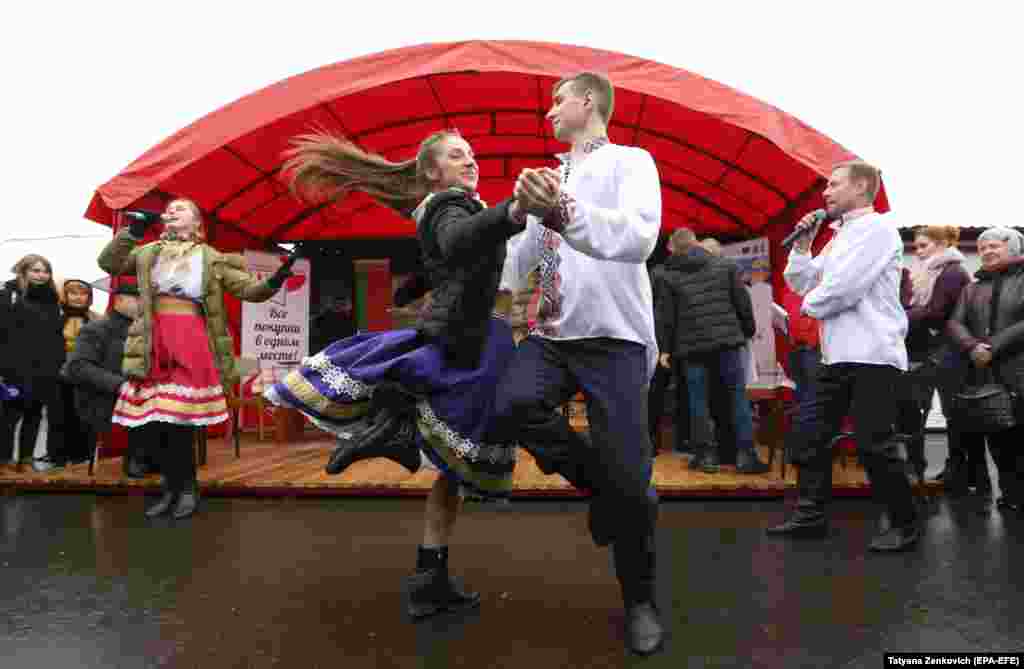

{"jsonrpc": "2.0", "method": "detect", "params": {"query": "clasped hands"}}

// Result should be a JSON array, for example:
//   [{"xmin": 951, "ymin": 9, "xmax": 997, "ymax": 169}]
[{"xmin": 511, "ymin": 167, "xmax": 561, "ymax": 220}]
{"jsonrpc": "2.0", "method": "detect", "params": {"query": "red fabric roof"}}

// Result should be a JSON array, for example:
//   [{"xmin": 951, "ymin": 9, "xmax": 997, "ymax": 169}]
[{"xmin": 85, "ymin": 40, "xmax": 887, "ymax": 250}]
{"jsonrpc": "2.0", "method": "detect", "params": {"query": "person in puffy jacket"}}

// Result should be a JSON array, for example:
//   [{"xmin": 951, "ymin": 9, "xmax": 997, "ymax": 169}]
[
  {"xmin": 0, "ymin": 254, "xmax": 66, "ymax": 472},
  {"xmin": 655, "ymin": 228, "xmax": 768, "ymax": 474}
]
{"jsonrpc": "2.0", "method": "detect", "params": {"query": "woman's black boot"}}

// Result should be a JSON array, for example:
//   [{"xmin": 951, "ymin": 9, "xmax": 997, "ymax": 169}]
[
  {"xmin": 405, "ymin": 545, "xmax": 480, "ymax": 620},
  {"xmin": 325, "ymin": 408, "xmax": 420, "ymax": 475}
]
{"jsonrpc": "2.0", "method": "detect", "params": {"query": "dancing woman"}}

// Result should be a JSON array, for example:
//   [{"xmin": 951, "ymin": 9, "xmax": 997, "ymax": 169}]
[
  {"xmin": 98, "ymin": 198, "xmax": 292, "ymax": 519},
  {"xmin": 264, "ymin": 129, "xmax": 526, "ymax": 619}
]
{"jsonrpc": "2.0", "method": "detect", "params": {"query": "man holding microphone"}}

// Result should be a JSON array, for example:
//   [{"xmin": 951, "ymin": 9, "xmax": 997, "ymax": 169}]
[{"xmin": 767, "ymin": 161, "xmax": 919, "ymax": 553}]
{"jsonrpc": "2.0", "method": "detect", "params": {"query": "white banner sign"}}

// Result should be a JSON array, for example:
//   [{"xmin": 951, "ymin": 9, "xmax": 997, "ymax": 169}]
[
  {"xmin": 719, "ymin": 238, "xmax": 788, "ymax": 389},
  {"xmin": 241, "ymin": 251, "xmax": 311, "ymax": 374}
]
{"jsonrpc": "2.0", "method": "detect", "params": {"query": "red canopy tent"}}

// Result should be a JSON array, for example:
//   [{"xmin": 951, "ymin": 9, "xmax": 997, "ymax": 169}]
[
  {"xmin": 83, "ymin": 40, "xmax": 889, "ymax": 449},
  {"xmin": 85, "ymin": 39, "xmax": 887, "ymax": 248}
]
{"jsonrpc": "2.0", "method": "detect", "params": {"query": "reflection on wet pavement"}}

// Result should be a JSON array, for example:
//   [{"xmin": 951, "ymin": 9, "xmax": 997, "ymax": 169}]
[{"xmin": 1, "ymin": 488, "xmax": 1021, "ymax": 667}]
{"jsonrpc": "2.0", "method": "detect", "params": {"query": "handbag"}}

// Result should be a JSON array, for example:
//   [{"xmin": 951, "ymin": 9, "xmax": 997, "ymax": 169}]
[{"xmin": 951, "ymin": 368, "xmax": 1019, "ymax": 433}]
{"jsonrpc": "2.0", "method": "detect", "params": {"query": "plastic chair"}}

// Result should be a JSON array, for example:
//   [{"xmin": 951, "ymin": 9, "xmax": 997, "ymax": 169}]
[{"xmin": 224, "ymin": 358, "xmax": 266, "ymax": 458}]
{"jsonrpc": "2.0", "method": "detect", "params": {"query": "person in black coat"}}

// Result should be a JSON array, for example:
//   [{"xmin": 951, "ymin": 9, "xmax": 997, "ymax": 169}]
[
  {"xmin": 655, "ymin": 228, "xmax": 768, "ymax": 474},
  {"xmin": 262, "ymin": 129, "xmax": 527, "ymax": 622},
  {"xmin": 0, "ymin": 254, "xmax": 66, "ymax": 471},
  {"xmin": 62, "ymin": 284, "xmax": 155, "ymax": 477},
  {"xmin": 946, "ymin": 227, "xmax": 1024, "ymax": 514},
  {"xmin": 648, "ymin": 249, "xmax": 691, "ymax": 454}
]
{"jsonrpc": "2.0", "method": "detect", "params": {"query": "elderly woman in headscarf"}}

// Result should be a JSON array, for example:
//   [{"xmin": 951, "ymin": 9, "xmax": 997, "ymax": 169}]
[{"xmin": 947, "ymin": 226, "xmax": 1024, "ymax": 513}]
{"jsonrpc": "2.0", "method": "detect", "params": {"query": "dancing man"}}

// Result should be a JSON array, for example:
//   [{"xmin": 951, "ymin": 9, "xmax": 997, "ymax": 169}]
[
  {"xmin": 490, "ymin": 72, "xmax": 665, "ymax": 655},
  {"xmin": 767, "ymin": 161, "xmax": 919, "ymax": 552}
]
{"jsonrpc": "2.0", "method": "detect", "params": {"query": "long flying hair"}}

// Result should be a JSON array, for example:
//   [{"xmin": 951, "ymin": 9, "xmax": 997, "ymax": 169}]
[
  {"xmin": 282, "ymin": 129, "xmax": 458, "ymax": 216},
  {"xmin": 11, "ymin": 254, "xmax": 57, "ymax": 297}
]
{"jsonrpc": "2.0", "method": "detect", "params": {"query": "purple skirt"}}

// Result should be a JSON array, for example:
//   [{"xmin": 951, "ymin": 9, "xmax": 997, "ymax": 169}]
[{"xmin": 265, "ymin": 319, "xmax": 517, "ymax": 497}]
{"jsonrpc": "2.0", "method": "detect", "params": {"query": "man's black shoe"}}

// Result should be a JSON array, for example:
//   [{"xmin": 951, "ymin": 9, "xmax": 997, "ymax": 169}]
[
  {"xmin": 736, "ymin": 450, "xmax": 770, "ymax": 474},
  {"xmin": 765, "ymin": 516, "xmax": 828, "ymax": 537},
  {"xmin": 868, "ymin": 524, "xmax": 920, "ymax": 552},
  {"xmin": 123, "ymin": 457, "xmax": 148, "ymax": 479},
  {"xmin": 625, "ymin": 601, "xmax": 664, "ymax": 656}
]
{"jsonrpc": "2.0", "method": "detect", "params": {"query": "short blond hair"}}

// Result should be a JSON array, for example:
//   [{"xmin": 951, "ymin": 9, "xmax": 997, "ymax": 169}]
[
  {"xmin": 701, "ymin": 238, "xmax": 722, "ymax": 256},
  {"xmin": 833, "ymin": 160, "xmax": 881, "ymax": 201},
  {"xmin": 554, "ymin": 72, "xmax": 615, "ymax": 125},
  {"xmin": 668, "ymin": 228, "xmax": 696, "ymax": 254}
]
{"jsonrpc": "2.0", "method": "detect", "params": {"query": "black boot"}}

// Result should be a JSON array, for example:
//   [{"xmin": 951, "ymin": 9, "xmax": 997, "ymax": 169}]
[
  {"xmin": 968, "ymin": 443, "xmax": 993, "ymax": 498},
  {"xmin": 943, "ymin": 449, "xmax": 970, "ymax": 497},
  {"xmin": 145, "ymin": 477, "xmax": 178, "ymax": 518},
  {"xmin": 699, "ymin": 444, "xmax": 720, "ymax": 474},
  {"xmin": 613, "ymin": 534, "xmax": 664, "ymax": 656},
  {"xmin": 325, "ymin": 407, "xmax": 420, "ymax": 475},
  {"xmin": 688, "ymin": 443, "xmax": 707, "ymax": 471},
  {"xmin": 172, "ymin": 480, "xmax": 200, "ymax": 519},
  {"xmin": 863, "ymin": 447, "xmax": 920, "ymax": 553},
  {"xmin": 736, "ymin": 448, "xmax": 770, "ymax": 474},
  {"xmin": 123, "ymin": 449, "xmax": 149, "ymax": 479},
  {"xmin": 767, "ymin": 462, "xmax": 829, "ymax": 537},
  {"xmin": 406, "ymin": 546, "xmax": 480, "ymax": 620}
]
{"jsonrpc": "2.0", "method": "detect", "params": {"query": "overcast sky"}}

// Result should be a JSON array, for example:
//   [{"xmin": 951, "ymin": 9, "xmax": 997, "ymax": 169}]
[{"xmin": 3, "ymin": 2, "xmax": 1019, "ymax": 310}]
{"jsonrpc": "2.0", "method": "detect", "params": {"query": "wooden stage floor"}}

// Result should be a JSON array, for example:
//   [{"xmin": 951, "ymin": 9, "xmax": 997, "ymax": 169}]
[{"xmin": 0, "ymin": 431, "xmax": 943, "ymax": 499}]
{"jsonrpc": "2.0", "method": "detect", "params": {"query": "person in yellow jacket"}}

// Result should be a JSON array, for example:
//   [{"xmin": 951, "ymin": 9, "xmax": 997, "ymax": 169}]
[{"xmin": 56, "ymin": 278, "xmax": 103, "ymax": 464}]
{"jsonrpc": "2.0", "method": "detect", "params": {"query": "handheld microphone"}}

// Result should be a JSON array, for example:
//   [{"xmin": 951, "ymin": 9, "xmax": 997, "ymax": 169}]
[
  {"xmin": 122, "ymin": 209, "xmax": 162, "ymax": 225},
  {"xmin": 781, "ymin": 209, "xmax": 828, "ymax": 248}
]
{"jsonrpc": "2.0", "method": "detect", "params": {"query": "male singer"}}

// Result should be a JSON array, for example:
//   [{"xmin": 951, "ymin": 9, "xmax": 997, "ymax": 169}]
[{"xmin": 767, "ymin": 161, "xmax": 919, "ymax": 553}]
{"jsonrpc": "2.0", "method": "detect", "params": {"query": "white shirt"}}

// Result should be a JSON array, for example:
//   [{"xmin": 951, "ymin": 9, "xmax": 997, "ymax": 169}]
[
  {"xmin": 504, "ymin": 141, "xmax": 662, "ymax": 376},
  {"xmin": 784, "ymin": 208, "xmax": 908, "ymax": 371},
  {"xmin": 152, "ymin": 248, "xmax": 204, "ymax": 300}
]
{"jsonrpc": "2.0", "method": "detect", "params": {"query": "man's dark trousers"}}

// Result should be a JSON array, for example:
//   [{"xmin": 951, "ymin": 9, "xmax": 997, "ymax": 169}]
[
  {"xmin": 787, "ymin": 362, "xmax": 917, "ymax": 529},
  {"xmin": 648, "ymin": 358, "xmax": 690, "ymax": 452},
  {"xmin": 491, "ymin": 335, "xmax": 657, "ymax": 532},
  {"xmin": 489, "ymin": 335, "xmax": 659, "ymax": 608}
]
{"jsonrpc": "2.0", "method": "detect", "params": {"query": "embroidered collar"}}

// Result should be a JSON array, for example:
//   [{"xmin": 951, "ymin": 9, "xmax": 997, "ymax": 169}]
[{"xmin": 556, "ymin": 136, "xmax": 610, "ymax": 166}]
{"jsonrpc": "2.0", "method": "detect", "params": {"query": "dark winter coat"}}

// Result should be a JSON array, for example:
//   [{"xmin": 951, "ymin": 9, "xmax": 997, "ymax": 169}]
[
  {"xmin": 654, "ymin": 247, "xmax": 755, "ymax": 358},
  {"xmin": 0, "ymin": 279, "xmax": 66, "ymax": 403},
  {"xmin": 62, "ymin": 311, "xmax": 133, "ymax": 431},
  {"xmin": 947, "ymin": 257, "xmax": 1024, "ymax": 396},
  {"xmin": 414, "ymin": 190, "xmax": 525, "ymax": 368},
  {"xmin": 905, "ymin": 261, "xmax": 971, "ymax": 362}
]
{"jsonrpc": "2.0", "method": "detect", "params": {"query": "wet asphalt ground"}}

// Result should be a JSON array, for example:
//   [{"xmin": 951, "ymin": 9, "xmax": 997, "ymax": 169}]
[{"xmin": 2, "ymin": 444, "xmax": 1022, "ymax": 668}]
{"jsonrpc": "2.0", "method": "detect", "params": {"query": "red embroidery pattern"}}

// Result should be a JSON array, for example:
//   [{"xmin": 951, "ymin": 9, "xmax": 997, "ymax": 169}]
[
  {"xmin": 534, "ymin": 229, "xmax": 563, "ymax": 336},
  {"xmin": 540, "ymin": 192, "xmax": 575, "ymax": 233},
  {"xmin": 531, "ymin": 137, "xmax": 607, "ymax": 337}
]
